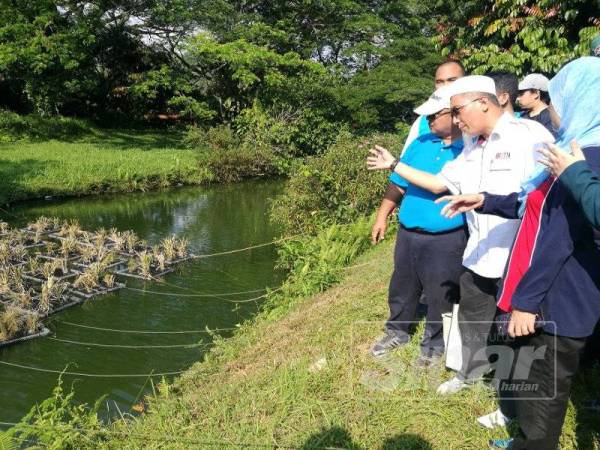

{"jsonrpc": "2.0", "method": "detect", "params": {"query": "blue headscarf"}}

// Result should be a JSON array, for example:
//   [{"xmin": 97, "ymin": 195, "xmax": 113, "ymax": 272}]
[{"xmin": 518, "ymin": 57, "xmax": 600, "ymax": 216}]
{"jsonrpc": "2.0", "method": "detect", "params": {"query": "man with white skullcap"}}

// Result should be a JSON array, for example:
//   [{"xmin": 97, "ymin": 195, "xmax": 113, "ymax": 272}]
[{"xmin": 367, "ymin": 75, "xmax": 554, "ymax": 426}]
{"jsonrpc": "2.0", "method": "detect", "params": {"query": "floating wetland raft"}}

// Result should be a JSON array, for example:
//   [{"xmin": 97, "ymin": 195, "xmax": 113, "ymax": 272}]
[{"xmin": 0, "ymin": 217, "xmax": 195, "ymax": 347}]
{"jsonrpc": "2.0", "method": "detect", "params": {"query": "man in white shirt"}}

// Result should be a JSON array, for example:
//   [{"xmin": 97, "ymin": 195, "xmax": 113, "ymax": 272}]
[{"xmin": 367, "ymin": 75, "xmax": 554, "ymax": 425}]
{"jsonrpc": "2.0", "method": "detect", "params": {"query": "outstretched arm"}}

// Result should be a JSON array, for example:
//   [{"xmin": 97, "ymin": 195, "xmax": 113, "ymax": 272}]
[{"xmin": 367, "ymin": 145, "xmax": 449, "ymax": 194}]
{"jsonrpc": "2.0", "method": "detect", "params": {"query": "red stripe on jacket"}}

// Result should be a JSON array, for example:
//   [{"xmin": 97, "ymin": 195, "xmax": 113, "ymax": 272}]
[{"xmin": 496, "ymin": 178, "xmax": 554, "ymax": 312}]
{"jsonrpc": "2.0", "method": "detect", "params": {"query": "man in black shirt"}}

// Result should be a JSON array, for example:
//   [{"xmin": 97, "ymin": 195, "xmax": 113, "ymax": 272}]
[{"xmin": 517, "ymin": 73, "xmax": 557, "ymax": 137}]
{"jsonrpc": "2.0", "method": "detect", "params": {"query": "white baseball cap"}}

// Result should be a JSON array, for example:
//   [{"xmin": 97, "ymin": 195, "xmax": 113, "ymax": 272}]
[
  {"xmin": 518, "ymin": 74, "xmax": 549, "ymax": 91},
  {"xmin": 414, "ymin": 85, "xmax": 451, "ymax": 116},
  {"xmin": 444, "ymin": 75, "xmax": 497, "ymax": 99}
]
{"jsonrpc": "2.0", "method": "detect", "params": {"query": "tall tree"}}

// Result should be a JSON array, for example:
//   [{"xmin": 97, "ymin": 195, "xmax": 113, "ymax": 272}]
[{"xmin": 433, "ymin": 0, "xmax": 600, "ymax": 75}]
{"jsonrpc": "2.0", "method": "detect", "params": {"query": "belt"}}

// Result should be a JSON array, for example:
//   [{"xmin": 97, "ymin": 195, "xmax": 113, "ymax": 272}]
[{"xmin": 401, "ymin": 224, "xmax": 465, "ymax": 236}]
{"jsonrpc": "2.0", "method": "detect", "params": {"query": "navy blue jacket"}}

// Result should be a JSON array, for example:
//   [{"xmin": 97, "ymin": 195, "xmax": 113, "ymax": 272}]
[{"xmin": 480, "ymin": 145, "xmax": 600, "ymax": 338}]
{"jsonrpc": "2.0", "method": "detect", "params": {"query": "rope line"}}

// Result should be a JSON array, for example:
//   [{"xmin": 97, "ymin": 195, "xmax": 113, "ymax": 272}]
[
  {"xmin": 59, "ymin": 321, "xmax": 238, "ymax": 334},
  {"xmin": 47, "ymin": 337, "xmax": 210, "ymax": 349},
  {"xmin": 0, "ymin": 360, "xmax": 183, "ymax": 378},
  {"xmin": 192, "ymin": 235, "xmax": 298, "ymax": 259},
  {"xmin": 123, "ymin": 286, "xmax": 271, "ymax": 297},
  {"xmin": 220, "ymin": 287, "xmax": 282, "ymax": 303},
  {"xmin": 125, "ymin": 286, "xmax": 282, "ymax": 303}
]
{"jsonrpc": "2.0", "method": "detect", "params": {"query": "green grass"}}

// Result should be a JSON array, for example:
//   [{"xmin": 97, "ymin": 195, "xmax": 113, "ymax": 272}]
[
  {"xmin": 93, "ymin": 240, "xmax": 600, "ymax": 450},
  {"xmin": 0, "ymin": 128, "xmax": 210, "ymax": 204}
]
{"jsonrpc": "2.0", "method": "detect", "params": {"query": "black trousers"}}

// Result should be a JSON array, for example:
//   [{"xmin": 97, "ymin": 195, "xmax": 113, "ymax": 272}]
[
  {"xmin": 510, "ymin": 332, "xmax": 586, "ymax": 450},
  {"xmin": 386, "ymin": 226, "xmax": 466, "ymax": 356},
  {"xmin": 456, "ymin": 269, "xmax": 500, "ymax": 381}
]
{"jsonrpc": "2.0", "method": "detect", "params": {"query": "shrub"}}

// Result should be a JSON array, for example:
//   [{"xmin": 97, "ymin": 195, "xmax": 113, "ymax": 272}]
[
  {"xmin": 183, "ymin": 124, "xmax": 240, "ymax": 151},
  {"xmin": 262, "ymin": 216, "xmax": 375, "ymax": 318},
  {"xmin": 196, "ymin": 144, "xmax": 285, "ymax": 183},
  {"xmin": 9, "ymin": 376, "xmax": 104, "ymax": 450},
  {"xmin": 269, "ymin": 129, "xmax": 407, "ymax": 235},
  {"xmin": 0, "ymin": 110, "xmax": 91, "ymax": 142},
  {"xmin": 234, "ymin": 103, "xmax": 344, "ymax": 158}
]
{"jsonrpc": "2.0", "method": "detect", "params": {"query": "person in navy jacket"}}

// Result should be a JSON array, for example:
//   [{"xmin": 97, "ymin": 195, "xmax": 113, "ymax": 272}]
[{"xmin": 437, "ymin": 57, "xmax": 600, "ymax": 450}]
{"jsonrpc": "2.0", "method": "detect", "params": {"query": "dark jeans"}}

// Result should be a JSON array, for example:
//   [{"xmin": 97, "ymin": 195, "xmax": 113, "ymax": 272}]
[
  {"xmin": 456, "ymin": 269, "xmax": 500, "ymax": 381},
  {"xmin": 386, "ymin": 226, "xmax": 466, "ymax": 356},
  {"xmin": 510, "ymin": 332, "xmax": 586, "ymax": 450}
]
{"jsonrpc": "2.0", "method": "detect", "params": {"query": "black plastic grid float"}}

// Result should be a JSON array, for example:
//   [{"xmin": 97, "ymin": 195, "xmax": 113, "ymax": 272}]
[
  {"xmin": 48, "ymin": 232, "xmax": 118, "ymax": 248},
  {"xmin": 33, "ymin": 294, "xmax": 85, "ymax": 318},
  {"xmin": 20, "ymin": 227, "xmax": 61, "ymax": 237},
  {"xmin": 0, "ymin": 327, "xmax": 51, "ymax": 348},
  {"xmin": 7, "ymin": 260, "xmax": 28, "ymax": 268},
  {"xmin": 47, "ymin": 231, "xmax": 91, "ymax": 241},
  {"xmin": 116, "ymin": 248, "xmax": 153, "ymax": 259},
  {"xmin": 22, "ymin": 268, "xmax": 82, "ymax": 285},
  {"xmin": 115, "ymin": 267, "xmax": 175, "ymax": 280},
  {"xmin": 69, "ymin": 282, "xmax": 126, "ymax": 300},
  {"xmin": 0, "ymin": 303, "xmax": 48, "ymax": 347},
  {"xmin": 37, "ymin": 253, "xmax": 82, "ymax": 263},
  {"xmin": 22, "ymin": 242, "xmax": 46, "ymax": 250},
  {"xmin": 73, "ymin": 258, "xmax": 126, "ymax": 271},
  {"xmin": 165, "ymin": 255, "xmax": 196, "ymax": 266},
  {"xmin": 45, "ymin": 299, "xmax": 85, "ymax": 315},
  {"xmin": 0, "ymin": 221, "xmax": 193, "ymax": 347}
]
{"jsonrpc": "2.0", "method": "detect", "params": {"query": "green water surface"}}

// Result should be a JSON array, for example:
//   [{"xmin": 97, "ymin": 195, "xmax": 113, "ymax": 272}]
[{"xmin": 0, "ymin": 179, "xmax": 285, "ymax": 424}]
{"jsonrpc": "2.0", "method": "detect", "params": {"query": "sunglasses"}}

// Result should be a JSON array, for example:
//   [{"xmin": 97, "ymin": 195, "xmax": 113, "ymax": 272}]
[
  {"xmin": 426, "ymin": 110, "xmax": 451, "ymax": 121},
  {"xmin": 450, "ymin": 97, "xmax": 483, "ymax": 117}
]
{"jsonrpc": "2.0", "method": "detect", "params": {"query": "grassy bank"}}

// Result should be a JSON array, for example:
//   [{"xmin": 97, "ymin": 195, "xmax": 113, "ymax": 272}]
[
  {"xmin": 85, "ymin": 239, "xmax": 599, "ymax": 450},
  {"xmin": 0, "ymin": 127, "xmax": 208, "ymax": 204}
]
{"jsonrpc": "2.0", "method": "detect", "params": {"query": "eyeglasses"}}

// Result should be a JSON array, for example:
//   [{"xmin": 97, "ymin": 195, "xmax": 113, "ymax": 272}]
[
  {"xmin": 450, "ymin": 98, "xmax": 483, "ymax": 117},
  {"xmin": 426, "ymin": 110, "xmax": 451, "ymax": 121}
]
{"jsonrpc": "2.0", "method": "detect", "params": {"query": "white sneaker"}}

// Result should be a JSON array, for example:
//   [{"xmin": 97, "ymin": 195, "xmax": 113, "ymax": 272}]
[
  {"xmin": 477, "ymin": 408, "xmax": 510, "ymax": 429},
  {"xmin": 436, "ymin": 376, "xmax": 470, "ymax": 395}
]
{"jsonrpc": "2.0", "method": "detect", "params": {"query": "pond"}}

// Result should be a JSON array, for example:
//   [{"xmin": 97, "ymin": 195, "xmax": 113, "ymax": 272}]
[{"xmin": 0, "ymin": 179, "xmax": 286, "ymax": 424}]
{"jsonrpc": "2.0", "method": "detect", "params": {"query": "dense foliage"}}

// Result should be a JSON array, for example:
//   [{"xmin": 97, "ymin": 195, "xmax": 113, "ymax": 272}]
[
  {"xmin": 434, "ymin": 0, "xmax": 600, "ymax": 75},
  {"xmin": 2, "ymin": 1, "xmax": 599, "ymax": 134},
  {"xmin": 0, "ymin": 1, "xmax": 442, "ymax": 137},
  {"xmin": 270, "ymin": 130, "xmax": 405, "ymax": 235}
]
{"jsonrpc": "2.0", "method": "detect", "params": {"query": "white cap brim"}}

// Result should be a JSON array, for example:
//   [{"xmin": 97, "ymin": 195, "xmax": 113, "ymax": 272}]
[
  {"xmin": 414, "ymin": 98, "xmax": 448, "ymax": 116},
  {"xmin": 414, "ymin": 86, "xmax": 451, "ymax": 115}
]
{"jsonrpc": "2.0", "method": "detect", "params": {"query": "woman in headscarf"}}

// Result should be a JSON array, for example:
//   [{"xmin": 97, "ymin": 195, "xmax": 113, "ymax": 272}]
[{"xmin": 437, "ymin": 56, "xmax": 600, "ymax": 450}]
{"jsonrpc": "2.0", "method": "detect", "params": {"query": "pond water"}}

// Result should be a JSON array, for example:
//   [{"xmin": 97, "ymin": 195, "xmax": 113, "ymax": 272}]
[{"xmin": 0, "ymin": 180, "xmax": 285, "ymax": 424}]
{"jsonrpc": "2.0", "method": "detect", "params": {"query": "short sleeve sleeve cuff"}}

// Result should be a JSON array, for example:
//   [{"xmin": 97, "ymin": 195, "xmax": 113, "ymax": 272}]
[
  {"xmin": 436, "ymin": 173, "xmax": 460, "ymax": 195},
  {"xmin": 389, "ymin": 171, "xmax": 409, "ymax": 189}
]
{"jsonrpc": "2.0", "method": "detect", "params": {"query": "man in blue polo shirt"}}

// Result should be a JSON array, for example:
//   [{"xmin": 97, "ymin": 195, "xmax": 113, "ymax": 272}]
[{"xmin": 370, "ymin": 86, "xmax": 467, "ymax": 366}]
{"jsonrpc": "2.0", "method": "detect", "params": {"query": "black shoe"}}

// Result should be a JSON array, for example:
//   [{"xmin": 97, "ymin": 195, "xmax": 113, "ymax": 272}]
[{"xmin": 370, "ymin": 330, "xmax": 409, "ymax": 357}]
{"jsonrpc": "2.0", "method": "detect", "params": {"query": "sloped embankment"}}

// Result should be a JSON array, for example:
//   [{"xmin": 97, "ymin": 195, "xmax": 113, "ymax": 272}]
[{"xmin": 100, "ymin": 240, "xmax": 600, "ymax": 450}]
